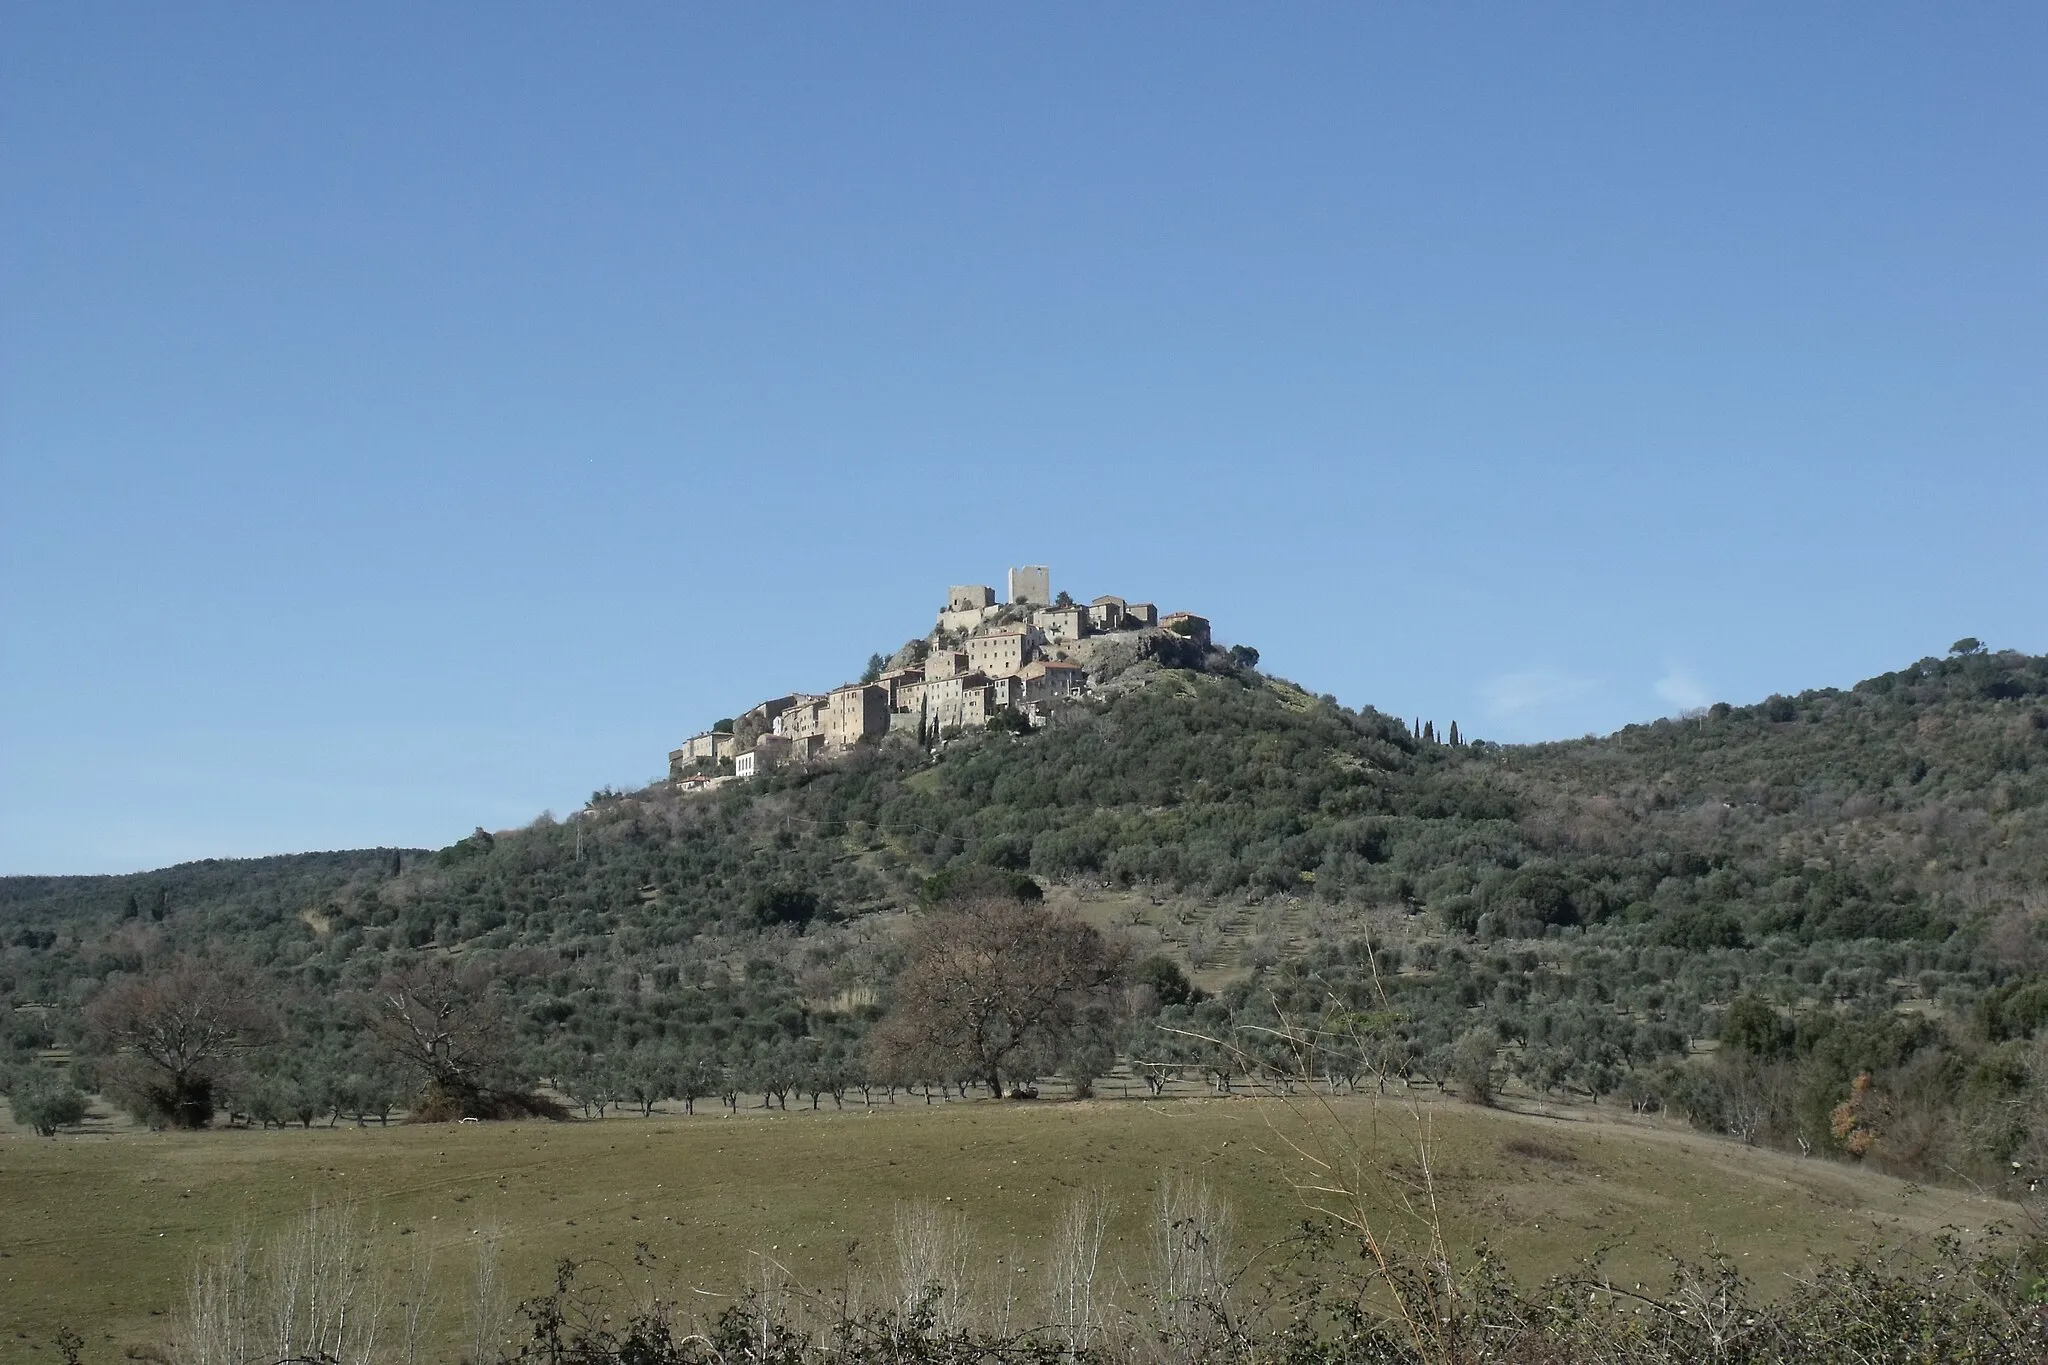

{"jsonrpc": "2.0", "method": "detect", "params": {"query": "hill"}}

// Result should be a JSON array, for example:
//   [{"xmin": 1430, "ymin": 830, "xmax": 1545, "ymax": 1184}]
[{"xmin": 3, "ymin": 644, "xmax": 2046, "ymax": 1194}]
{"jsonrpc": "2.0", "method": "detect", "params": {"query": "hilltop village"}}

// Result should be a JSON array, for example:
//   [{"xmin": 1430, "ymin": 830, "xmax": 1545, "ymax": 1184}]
[{"xmin": 668, "ymin": 566, "xmax": 1211, "ymax": 788}]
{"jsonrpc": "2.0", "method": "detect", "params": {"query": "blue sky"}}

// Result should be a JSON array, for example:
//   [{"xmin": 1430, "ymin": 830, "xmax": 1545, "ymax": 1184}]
[{"xmin": 3, "ymin": 5, "xmax": 2043, "ymax": 874}]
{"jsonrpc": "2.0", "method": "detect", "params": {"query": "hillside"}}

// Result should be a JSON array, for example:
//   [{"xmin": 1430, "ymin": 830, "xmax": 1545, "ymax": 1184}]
[{"xmin": 3, "ymin": 644, "xmax": 2046, "ymax": 1194}]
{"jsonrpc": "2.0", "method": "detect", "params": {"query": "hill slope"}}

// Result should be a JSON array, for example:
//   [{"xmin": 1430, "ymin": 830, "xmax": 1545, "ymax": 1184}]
[{"xmin": 3, "ymin": 647, "xmax": 2045, "ymax": 1190}]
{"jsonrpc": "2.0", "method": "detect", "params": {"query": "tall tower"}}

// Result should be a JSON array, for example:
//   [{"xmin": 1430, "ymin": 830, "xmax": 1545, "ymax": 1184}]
[{"xmin": 1008, "ymin": 564, "xmax": 1050, "ymax": 606}]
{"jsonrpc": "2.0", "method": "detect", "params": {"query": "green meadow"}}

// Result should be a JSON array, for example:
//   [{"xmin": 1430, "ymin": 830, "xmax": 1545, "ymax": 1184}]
[{"xmin": 0, "ymin": 1093, "xmax": 2018, "ymax": 1360}]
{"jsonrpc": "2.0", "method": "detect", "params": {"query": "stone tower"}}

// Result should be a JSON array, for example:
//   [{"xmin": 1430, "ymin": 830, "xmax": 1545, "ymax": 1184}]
[{"xmin": 1007, "ymin": 564, "xmax": 1050, "ymax": 606}]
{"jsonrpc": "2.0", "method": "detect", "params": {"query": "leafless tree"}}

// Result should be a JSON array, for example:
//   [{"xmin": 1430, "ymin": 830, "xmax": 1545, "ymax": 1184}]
[
  {"xmin": 867, "ymin": 897, "xmax": 1128, "ymax": 1096},
  {"xmin": 86, "ymin": 958, "xmax": 275, "ymax": 1128},
  {"xmin": 361, "ymin": 961, "xmax": 546, "ymax": 1119}
]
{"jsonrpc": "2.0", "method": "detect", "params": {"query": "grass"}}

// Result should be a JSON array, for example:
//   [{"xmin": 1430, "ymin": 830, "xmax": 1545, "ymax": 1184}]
[{"xmin": 0, "ymin": 1092, "xmax": 2020, "ymax": 1360}]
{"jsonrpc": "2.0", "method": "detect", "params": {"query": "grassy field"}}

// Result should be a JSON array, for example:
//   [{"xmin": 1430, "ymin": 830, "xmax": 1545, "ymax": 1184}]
[{"xmin": 0, "ymin": 1091, "xmax": 2021, "ymax": 1361}]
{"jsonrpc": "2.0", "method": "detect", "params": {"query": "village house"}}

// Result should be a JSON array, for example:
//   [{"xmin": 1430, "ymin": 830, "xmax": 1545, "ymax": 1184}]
[
  {"xmin": 735, "ymin": 734, "xmax": 791, "ymax": 778},
  {"xmin": 773, "ymin": 694, "xmax": 830, "ymax": 741},
  {"xmin": 875, "ymin": 666, "xmax": 925, "ymax": 710},
  {"xmin": 669, "ymin": 729, "xmax": 738, "ymax": 776},
  {"xmin": 827, "ymin": 682, "xmax": 891, "ymax": 748},
  {"xmin": 1086, "ymin": 596, "xmax": 1126, "ymax": 631},
  {"xmin": 1033, "ymin": 604, "xmax": 1088, "ymax": 645},
  {"xmin": 960, "ymin": 681, "xmax": 998, "ymax": 729},
  {"xmin": 1019, "ymin": 659, "xmax": 1087, "ymax": 707},
  {"xmin": 966, "ymin": 627, "xmax": 1034, "ymax": 678},
  {"xmin": 921, "ymin": 671, "xmax": 992, "ymax": 733},
  {"xmin": 1161, "ymin": 611, "xmax": 1211, "ymax": 647}
]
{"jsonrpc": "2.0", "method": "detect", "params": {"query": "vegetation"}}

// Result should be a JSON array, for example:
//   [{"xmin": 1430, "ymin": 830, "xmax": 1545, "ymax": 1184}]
[
  {"xmin": 0, "ymin": 1094, "xmax": 2033, "ymax": 1359},
  {"xmin": 0, "ymin": 644, "xmax": 2043, "ymax": 1199}
]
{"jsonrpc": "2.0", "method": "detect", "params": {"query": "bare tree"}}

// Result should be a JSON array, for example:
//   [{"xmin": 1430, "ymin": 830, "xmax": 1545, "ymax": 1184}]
[
  {"xmin": 868, "ymin": 897, "xmax": 1128, "ymax": 1097},
  {"xmin": 361, "ymin": 961, "xmax": 557, "ymax": 1120},
  {"xmin": 86, "ymin": 959, "xmax": 274, "ymax": 1128}
]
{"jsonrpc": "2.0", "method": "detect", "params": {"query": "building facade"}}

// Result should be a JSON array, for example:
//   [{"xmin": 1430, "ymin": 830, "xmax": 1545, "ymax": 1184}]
[
  {"xmin": 827, "ymin": 682, "xmax": 891, "ymax": 749},
  {"xmin": 966, "ymin": 628, "xmax": 1033, "ymax": 678}
]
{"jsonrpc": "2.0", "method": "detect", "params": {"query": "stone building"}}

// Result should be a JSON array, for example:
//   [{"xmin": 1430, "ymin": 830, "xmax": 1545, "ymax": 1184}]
[
  {"xmin": 735, "ymin": 734, "xmax": 791, "ymax": 778},
  {"xmin": 1124, "ymin": 602, "xmax": 1159, "ymax": 628},
  {"xmin": 774, "ymin": 694, "xmax": 830, "ymax": 741},
  {"xmin": 966, "ymin": 627, "xmax": 1033, "ymax": 679},
  {"xmin": 1018, "ymin": 659, "xmax": 1087, "ymax": 706},
  {"xmin": 1161, "ymin": 612, "xmax": 1211, "ymax": 647},
  {"xmin": 937, "ymin": 584, "xmax": 1001, "ymax": 635},
  {"xmin": 1007, "ymin": 564, "xmax": 1050, "ymax": 606},
  {"xmin": 875, "ymin": 666, "xmax": 925, "ymax": 710},
  {"xmin": 734, "ymin": 696, "xmax": 797, "ymax": 751},
  {"xmin": 959, "ymin": 681, "xmax": 997, "ymax": 729},
  {"xmin": 925, "ymin": 649, "xmax": 970, "ymax": 681},
  {"xmin": 1034, "ymin": 605, "xmax": 1088, "ymax": 645},
  {"xmin": 1086, "ymin": 596, "xmax": 1127, "ymax": 632},
  {"xmin": 670, "ymin": 729, "xmax": 738, "ymax": 775},
  {"xmin": 921, "ymin": 671, "xmax": 992, "ymax": 733},
  {"xmin": 827, "ymin": 682, "xmax": 891, "ymax": 749}
]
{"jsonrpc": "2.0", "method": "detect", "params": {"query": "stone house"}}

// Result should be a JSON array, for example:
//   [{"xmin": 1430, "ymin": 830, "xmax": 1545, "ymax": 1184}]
[
  {"xmin": 1034, "ymin": 605, "xmax": 1088, "ymax": 645},
  {"xmin": 1124, "ymin": 602, "xmax": 1159, "ymax": 629},
  {"xmin": 925, "ymin": 649, "xmax": 970, "ymax": 681},
  {"xmin": 960, "ymin": 682, "xmax": 998, "ymax": 730},
  {"xmin": 1161, "ymin": 612, "xmax": 1211, "ymax": 647},
  {"xmin": 1086, "ymin": 596, "xmax": 1127, "ymax": 632},
  {"xmin": 921, "ymin": 671, "xmax": 992, "ymax": 733},
  {"xmin": 966, "ymin": 627, "xmax": 1034, "ymax": 679},
  {"xmin": 1018, "ymin": 659, "xmax": 1087, "ymax": 706},
  {"xmin": 774, "ymin": 694, "xmax": 830, "ymax": 741},
  {"xmin": 827, "ymin": 682, "xmax": 891, "ymax": 749},
  {"xmin": 735, "ymin": 734, "xmax": 791, "ymax": 779},
  {"xmin": 875, "ymin": 666, "xmax": 925, "ymax": 710},
  {"xmin": 670, "ymin": 730, "xmax": 740, "ymax": 778},
  {"xmin": 734, "ymin": 696, "xmax": 797, "ymax": 751}
]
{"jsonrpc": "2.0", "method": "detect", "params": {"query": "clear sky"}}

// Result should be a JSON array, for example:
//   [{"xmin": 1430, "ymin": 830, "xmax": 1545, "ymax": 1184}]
[{"xmin": 3, "ymin": 5, "xmax": 2043, "ymax": 874}]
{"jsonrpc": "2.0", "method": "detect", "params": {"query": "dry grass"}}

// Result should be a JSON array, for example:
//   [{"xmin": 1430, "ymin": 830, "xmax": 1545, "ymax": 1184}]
[{"xmin": 0, "ymin": 1094, "xmax": 2020, "ymax": 1360}]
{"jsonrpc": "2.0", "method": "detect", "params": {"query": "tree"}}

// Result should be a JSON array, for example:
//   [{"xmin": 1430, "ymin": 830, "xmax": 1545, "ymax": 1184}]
[
  {"xmin": 862, "ymin": 653, "xmax": 887, "ymax": 684},
  {"xmin": 748, "ymin": 884, "xmax": 821, "ymax": 930},
  {"xmin": 1133, "ymin": 955, "xmax": 1198, "ymax": 1009},
  {"xmin": 5, "ymin": 1068, "xmax": 88, "ymax": 1136},
  {"xmin": 361, "ymin": 961, "xmax": 557, "ymax": 1120},
  {"xmin": 1951, "ymin": 638, "xmax": 1985, "ymax": 657},
  {"xmin": 868, "ymin": 897, "xmax": 1129, "ymax": 1096},
  {"xmin": 1451, "ymin": 1027, "xmax": 1500, "ymax": 1106},
  {"xmin": 85, "ymin": 960, "xmax": 275, "ymax": 1128},
  {"xmin": 1228, "ymin": 644, "xmax": 1260, "ymax": 671},
  {"xmin": 1721, "ymin": 994, "xmax": 1794, "ymax": 1059}
]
